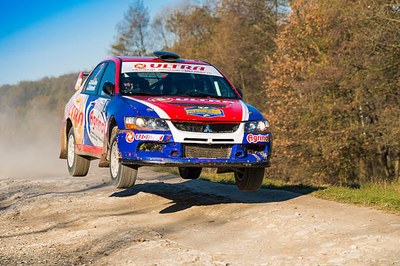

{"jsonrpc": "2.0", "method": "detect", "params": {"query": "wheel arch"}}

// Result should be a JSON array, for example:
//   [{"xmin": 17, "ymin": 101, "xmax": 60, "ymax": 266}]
[
  {"xmin": 59, "ymin": 118, "xmax": 73, "ymax": 159},
  {"xmin": 99, "ymin": 116, "xmax": 118, "ymax": 167},
  {"xmin": 108, "ymin": 116, "xmax": 118, "ymax": 143},
  {"xmin": 66, "ymin": 118, "xmax": 73, "ymax": 137}
]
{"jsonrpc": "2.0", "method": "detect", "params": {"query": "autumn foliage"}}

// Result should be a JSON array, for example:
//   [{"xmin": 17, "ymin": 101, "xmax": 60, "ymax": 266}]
[{"xmin": 267, "ymin": 0, "xmax": 400, "ymax": 184}]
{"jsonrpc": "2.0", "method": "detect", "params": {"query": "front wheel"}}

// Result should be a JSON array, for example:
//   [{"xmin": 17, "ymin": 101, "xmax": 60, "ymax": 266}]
[
  {"xmin": 178, "ymin": 167, "xmax": 202, "ymax": 179},
  {"xmin": 234, "ymin": 168, "xmax": 265, "ymax": 192},
  {"xmin": 67, "ymin": 128, "xmax": 90, "ymax": 176},
  {"xmin": 109, "ymin": 132, "xmax": 137, "ymax": 189}
]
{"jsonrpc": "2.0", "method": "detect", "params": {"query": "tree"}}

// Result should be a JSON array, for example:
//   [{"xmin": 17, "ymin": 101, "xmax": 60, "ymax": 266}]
[
  {"xmin": 167, "ymin": 0, "xmax": 282, "ymax": 109},
  {"xmin": 166, "ymin": 4, "xmax": 218, "ymax": 60},
  {"xmin": 111, "ymin": 0, "xmax": 150, "ymax": 56},
  {"xmin": 210, "ymin": 0, "xmax": 278, "ymax": 109},
  {"xmin": 151, "ymin": 10, "xmax": 176, "ymax": 50},
  {"xmin": 266, "ymin": 0, "xmax": 400, "ymax": 184}
]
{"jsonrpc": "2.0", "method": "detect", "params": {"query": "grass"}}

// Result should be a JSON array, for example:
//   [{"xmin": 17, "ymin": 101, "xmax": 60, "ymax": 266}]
[
  {"xmin": 312, "ymin": 183, "xmax": 400, "ymax": 214},
  {"xmin": 197, "ymin": 171, "xmax": 323, "ymax": 194},
  {"xmin": 154, "ymin": 167, "xmax": 400, "ymax": 215}
]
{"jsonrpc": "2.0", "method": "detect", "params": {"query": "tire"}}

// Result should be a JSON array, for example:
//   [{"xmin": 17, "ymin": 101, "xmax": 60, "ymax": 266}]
[
  {"xmin": 109, "ymin": 128, "xmax": 137, "ymax": 189},
  {"xmin": 67, "ymin": 128, "xmax": 90, "ymax": 176},
  {"xmin": 234, "ymin": 168, "xmax": 265, "ymax": 192},
  {"xmin": 178, "ymin": 167, "xmax": 202, "ymax": 179}
]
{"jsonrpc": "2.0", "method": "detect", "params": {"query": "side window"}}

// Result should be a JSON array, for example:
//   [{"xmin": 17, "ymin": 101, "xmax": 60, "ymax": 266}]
[
  {"xmin": 83, "ymin": 62, "xmax": 106, "ymax": 94},
  {"xmin": 98, "ymin": 61, "xmax": 116, "ymax": 98}
]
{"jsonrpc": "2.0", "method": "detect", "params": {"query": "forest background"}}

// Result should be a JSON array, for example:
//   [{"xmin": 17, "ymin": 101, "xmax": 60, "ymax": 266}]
[{"xmin": 1, "ymin": 0, "xmax": 399, "ymax": 186}]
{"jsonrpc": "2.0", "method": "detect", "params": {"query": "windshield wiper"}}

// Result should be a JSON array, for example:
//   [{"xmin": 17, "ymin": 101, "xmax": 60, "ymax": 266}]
[{"xmin": 130, "ymin": 91, "xmax": 155, "ymax": 96}]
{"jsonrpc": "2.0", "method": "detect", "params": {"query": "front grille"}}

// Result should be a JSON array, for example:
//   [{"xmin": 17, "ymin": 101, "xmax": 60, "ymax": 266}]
[
  {"xmin": 183, "ymin": 144, "xmax": 232, "ymax": 159},
  {"xmin": 173, "ymin": 122, "xmax": 239, "ymax": 133},
  {"xmin": 183, "ymin": 138, "xmax": 234, "ymax": 142}
]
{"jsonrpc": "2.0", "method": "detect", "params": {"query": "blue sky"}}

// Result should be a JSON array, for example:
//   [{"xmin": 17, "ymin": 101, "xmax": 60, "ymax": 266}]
[{"xmin": 0, "ymin": 0, "xmax": 182, "ymax": 86}]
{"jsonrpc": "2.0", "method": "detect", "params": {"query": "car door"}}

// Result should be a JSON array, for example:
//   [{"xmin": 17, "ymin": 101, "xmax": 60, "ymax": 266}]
[
  {"xmin": 75, "ymin": 62, "xmax": 106, "ymax": 155},
  {"xmin": 69, "ymin": 62, "xmax": 106, "ymax": 152},
  {"xmin": 84, "ymin": 61, "xmax": 115, "ymax": 155}
]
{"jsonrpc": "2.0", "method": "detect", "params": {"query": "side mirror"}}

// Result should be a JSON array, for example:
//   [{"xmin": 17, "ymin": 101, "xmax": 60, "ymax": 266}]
[
  {"xmin": 236, "ymin": 87, "xmax": 243, "ymax": 98},
  {"xmin": 103, "ymin": 82, "xmax": 114, "ymax": 96}
]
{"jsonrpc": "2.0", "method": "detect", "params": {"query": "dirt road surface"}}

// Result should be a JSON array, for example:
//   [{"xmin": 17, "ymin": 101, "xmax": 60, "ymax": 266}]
[{"xmin": 1, "ymin": 166, "xmax": 400, "ymax": 265}]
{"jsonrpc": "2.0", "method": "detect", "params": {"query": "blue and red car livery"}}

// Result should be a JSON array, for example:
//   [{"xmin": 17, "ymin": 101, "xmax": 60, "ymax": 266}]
[{"xmin": 60, "ymin": 51, "xmax": 272, "ymax": 191}]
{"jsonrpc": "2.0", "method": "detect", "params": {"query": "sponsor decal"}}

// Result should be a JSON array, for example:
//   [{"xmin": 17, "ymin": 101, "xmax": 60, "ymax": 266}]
[
  {"xmin": 133, "ymin": 63, "xmax": 205, "ymax": 71},
  {"xmin": 122, "ymin": 62, "xmax": 223, "ymax": 77},
  {"xmin": 126, "ymin": 132, "xmax": 134, "ymax": 143},
  {"xmin": 89, "ymin": 109, "xmax": 106, "ymax": 135},
  {"xmin": 67, "ymin": 95, "xmax": 88, "ymax": 144},
  {"xmin": 134, "ymin": 63, "xmax": 146, "ymax": 69},
  {"xmin": 86, "ymin": 79, "xmax": 97, "ymax": 91},
  {"xmin": 85, "ymin": 101, "xmax": 107, "ymax": 147},
  {"xmin": 148, "ymin": 97, "xmax": 173, "ymax": 102},
  {"xmin": 246, "ymin": 134, "xmax": 269, "ymax": 143},
  {"xmin": 175, "ymin": 97, "xmax": 235, "ymax": 104},
  {"xmin": 68, "ymin": 104, "xmax": 84, "ymax": 127},
  {"xmin": 185, "ymin": 106, "xmax": 225, "ymax": 118},
  {"xmin": 135, "ymin": 134, "xmax": 164, "ymax": 141}
]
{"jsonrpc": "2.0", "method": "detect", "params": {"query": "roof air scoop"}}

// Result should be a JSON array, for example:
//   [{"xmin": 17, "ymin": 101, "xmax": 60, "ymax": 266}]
[{"xmin": 153, "ymin": 51, "xmax": 180, "ymax": 62}]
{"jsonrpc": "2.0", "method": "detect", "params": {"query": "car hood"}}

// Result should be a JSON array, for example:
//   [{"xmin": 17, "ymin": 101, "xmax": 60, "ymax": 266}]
[{"xmin": 122, "ymin": 95, "xmax": 247, "ymax": 122}]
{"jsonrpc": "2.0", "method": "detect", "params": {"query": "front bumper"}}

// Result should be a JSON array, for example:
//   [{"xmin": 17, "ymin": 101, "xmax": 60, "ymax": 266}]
[
  {"xmin": 117, "ymin": 130, "xmax": 272, "ymax": 168},
  {"xmin": 120, "ymin": 158, "xmax": 270, "ymax": 168}
]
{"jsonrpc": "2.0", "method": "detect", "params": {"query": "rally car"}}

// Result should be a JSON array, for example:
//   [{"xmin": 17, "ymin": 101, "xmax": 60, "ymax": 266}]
[{"xmin": 59, "ymin": 51, "xmax": 272, "ymax": 191}]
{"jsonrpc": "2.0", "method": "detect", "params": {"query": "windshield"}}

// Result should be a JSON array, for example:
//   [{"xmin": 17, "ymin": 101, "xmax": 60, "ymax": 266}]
[{"xmin": 119, "ymin": 63, "xmax": 239, "ymax": 99}]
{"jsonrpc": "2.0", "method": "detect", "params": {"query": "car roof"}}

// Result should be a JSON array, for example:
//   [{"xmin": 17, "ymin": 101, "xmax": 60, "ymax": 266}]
[{"xmin": 112, "ymin": 56, "xmax": 211, "ymax": 66}]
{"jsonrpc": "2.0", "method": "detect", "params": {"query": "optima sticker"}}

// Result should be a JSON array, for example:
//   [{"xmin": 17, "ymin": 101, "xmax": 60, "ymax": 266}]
[
  {"xmin": 246, "ymin": 134, "xmax": 269, "ymax": 143},
  {"xmin": 185, "ymin": 106, "xmax": 224, "ymax": 118},
  {"xmin": 85, "ymin": 105, "xmax": 106, "ymax": 147}
]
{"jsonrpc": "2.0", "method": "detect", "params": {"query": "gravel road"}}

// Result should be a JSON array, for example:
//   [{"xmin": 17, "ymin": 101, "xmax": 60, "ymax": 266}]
[{"xmin": 1, "ymin": 166, "xmax": 399, "ymax": 265}]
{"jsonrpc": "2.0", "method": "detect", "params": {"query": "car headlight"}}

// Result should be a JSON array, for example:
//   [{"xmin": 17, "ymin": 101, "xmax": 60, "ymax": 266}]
[
  {"xmin": 125, "ymin": 117, "xmax": 169, "ymax": 131},
  {"xmin": 244, "ymin": 120, "xmax": 270, "ymax": 133}
]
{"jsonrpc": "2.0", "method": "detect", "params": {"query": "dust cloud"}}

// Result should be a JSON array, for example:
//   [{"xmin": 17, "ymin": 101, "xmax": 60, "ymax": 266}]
[{"xmin": 0, "ymin": 106, "xmax": 67, "ymax": 179}]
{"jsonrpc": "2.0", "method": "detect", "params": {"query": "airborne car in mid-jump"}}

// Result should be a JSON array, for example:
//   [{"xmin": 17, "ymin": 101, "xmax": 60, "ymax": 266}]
[{"xmin": 59, "ymin": 51, "xmax": 272, "ymax": 191}]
